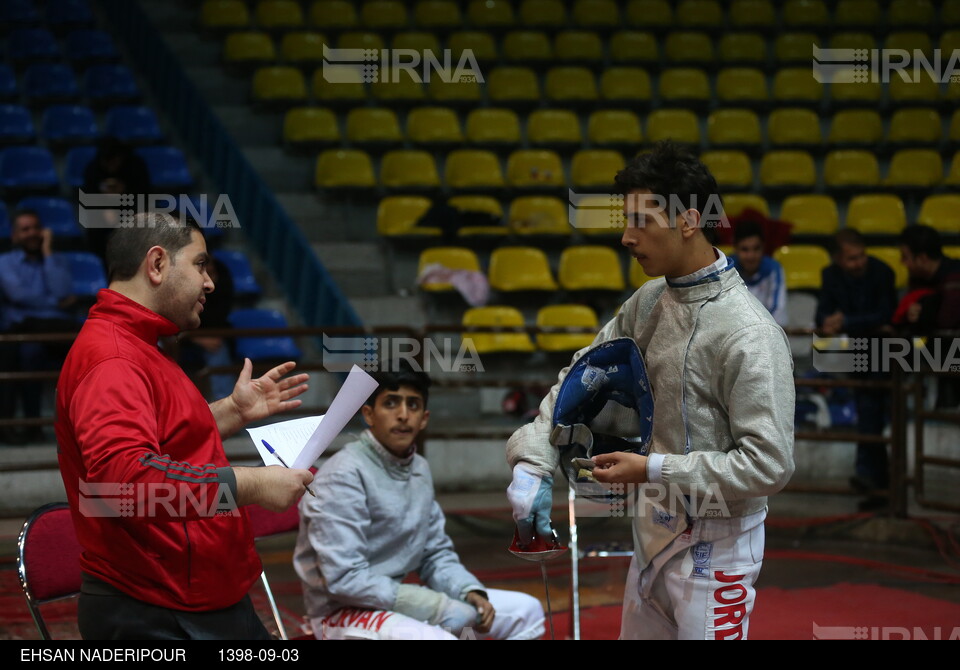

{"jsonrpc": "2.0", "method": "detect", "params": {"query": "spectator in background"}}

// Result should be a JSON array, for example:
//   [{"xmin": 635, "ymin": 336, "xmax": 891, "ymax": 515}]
[
  {"xmin": 816, "ymin": 229, "xmax": 897, "ymax": 508},
  {"xmin": 730, "ymin": 220, "xmax": 789, "ymax": 327},
  {"xmin": 898, "ymin": 225, "xmax": 960, "ymax": 408},
  {"xmin": 0, "ymin": 209, "xmax": 76, "ymax": 443},
  {"xmin": 82, "ymin": 136, "xmax": 151, "ymax": 261},
  {"xmin": 180, "ymin": 255, "xmax": 237, "ymax": 401}
]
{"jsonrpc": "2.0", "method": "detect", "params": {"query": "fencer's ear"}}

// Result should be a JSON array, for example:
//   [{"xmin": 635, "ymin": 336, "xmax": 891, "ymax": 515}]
[
  {"xmin": 144, "ymin": 245, "xmax": 167, "ymax": 286},
  {"xmin": 360, "ymin": 402, "xmax": 374, "ymax": 427},
  {"xmin": 679, "ymin": 208, "xmax": 702, "ymax": 239},
  {"xmin": 418, "ymin": 409, "xmax": 430, "ymax": 432}
]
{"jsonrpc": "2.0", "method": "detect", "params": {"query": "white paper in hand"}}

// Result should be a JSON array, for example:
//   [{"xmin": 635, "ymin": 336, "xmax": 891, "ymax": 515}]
[{"xmin": 248, "ymin": 415, "xmax": 324, "ymax": 467}]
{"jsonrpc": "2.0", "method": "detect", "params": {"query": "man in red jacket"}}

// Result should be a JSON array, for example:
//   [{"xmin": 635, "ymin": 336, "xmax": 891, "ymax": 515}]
[{"xmin": 55, "ymin": 211, "xmax": 314, "ymax": 640}]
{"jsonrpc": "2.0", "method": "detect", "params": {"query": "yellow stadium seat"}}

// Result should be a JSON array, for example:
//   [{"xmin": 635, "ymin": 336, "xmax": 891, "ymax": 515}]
[
  {"xmin": 780, "ymin": 195, "xmax": 839, "ymax": 235},
  {"xmin": 462, "ymin": 306, "xmax": 535, "ymax": 354},
  {"xmin": 488, "ymin": 247, "xmax": 558, "ymax": 291},
  {"xmin": 918, "ymin": 195, "xmax": 960, "ymax": 233},
  {"xmin": 312, "ymin": 67, "xmax": 366, "ymax": 105},
  {"xmin": 428, "ymin": 78, "xmax": 483, "ymax": 106},
  {"xmin": 759, "ymin": 151, "xmax": 816, "ymax": 190},
  {"xmin": 448, "ymin": 195, "xmax": 504, "ymax": 218},
  {"xmin": 723, "ymin": 193, "xmax": 769, "ymax": 218},
  {"xmin": 448, "ymin": 31, "xmax": 498, "ymax": 63},
  {"xmin": 536, "ymin": 305, "xmax": 599, "ymax": 352},
  {"xmin": 707, "ymin": 109, "xmax": 762, "ymax": 150},
  {"xmin": 467, "ymin": 0, "xmax": 515, "ymax": 29},
  {"xmin": 884, "ymin": 31, "xmax": 933, "ymax": 58},
  {"xmin": 942, "ymin": 31, "xmax": 960, "ymax": 63},
  {"xmin": 889, "ymin": 73, "xmax": 940, "ymax": 106},
  {"xmin": 945, "ymin": 0, "xmax": 960, "ymax": 26},
  {"xmin": 783, "ymin": 0, "xmax": 829, "ymax": 29},
  {"xmin": 224, "ymin": 32, "xmax": 276, "ymax": 65},
  {"xmin": 407, "ymin": 107, "xmax": 463, "ymax": 145},
  {"xmin": 625, "ymin": 0, "xmax": 673, "ymax": 29},
  {"xmin": 772, "ymin": 68, "xmax": 823, "ymax": 106},
  {"xmin": 315, "ymin": 149, "xmax": 376, "ymax": 189},
  {"xmin": 775, "ymin": 33, "xmax": 821, "ymax": 65},
  {"xmin": 774, "ymin": 245, "xmax": 831, "ymax": 290},
  {"xmin": 283, "ymin": 107, "xmax": 339, "ymax": 147},
  {"xmin": 768, "ymin": 108, "xmax": 822, "ymax": 148},
  {"xmin": 361, "ymin": 1, "xmax": 408, "ymax": 31},
  {"xmin": 659, "ymin": 68, "xmax": 710, "ymax": 106},
  {"xmin": 823, "ymin": 150, "xmax": 880, "ymax": 190},
  {"xmin": 868, "ymin": 247, "xmax": 909, "ymax": 289},
  {"xmin": 559, "ymin": 246, "xmax": 626, "ymax": 291},
  {"xmin": 337, "ymin": 31, "xmax": 385, "ymax": 51},
  {"xmin": 252, "ymin": 66, "xmax": 306, "ymax": 103},
  {"xmin": 610, "ymin": 31, "xmax": 660, "ymax": 65},
  {"xmin": 947, "ymin": 77, "xmax": 960, "ymax": 105},
  {"xmin": 629, "ymin": 258, "xmax": 658, "ymax": 287},
  {"xmin": 414, "ymin": 1, "xmax": 462, "ymax": 30},
  {"xmin": 676, "ymin": 0, "xmax": 723, "ymax": 30},
  {"xmin": 310, "ymin": 1, "xmax": 358, "ymax": 30},
  {"xmin": 392, "ymin": 32, "xmax": 441, "ymax": 53},
  {"xmin": 376, "ymin": 196, "xmax": 437, "ymax": 236},
  {"xmin": 646, "ymin": 109, "xmax": 700, "ymax": 145},
  {"xmin": 827, "ymin": 110, "xmax": 883, "ymax": 147},
  {"xmin": 588, "ymin": 110, "xmax": 643, "ymax": 147},
  {"xmin": 545, "ymin": 67, "xmax": 599, "ymax": 104},
  {"xmin": 445, "ymin": 150, "xmax": 505, "ymax": 189},
  {"xmin": 371, "ymin": 70, "xmax": 426, "ymax": 105},
  {"xmin": 716, "ymin": 68, "xmax": 768, "ymax": 106},
  {"xmin": 503, "ymin": 31, "xmax": 553, "ymax": 65},
  {"xmin": 888, "ymin": 108, "xmax": 942, "ymax": 146},
  {"xmin": 201, "ymin": 0, "xmax": 250, "ymax": 30},
  {"xmin": 508, "ymin": 196, "xmax": 571, "ymax": 236},
  {"xmin": 256, "ymin": 0, "xmax": 304, "ymax": 30},
  {"xmin": 599, "ymin": 67, "xmax": 653, "ymax": 106},
  {"xmin": 528, "ymin": 110, "xmax": 582, "ymax": 147},
  {"xmin": 947, "ymin": 151, "xmax": 960, "ymax": 187},
  {"xmin": 846, "ymin": 194, "xmax": 907, "ymax": 235},
  {"xmin": 507, "ymin": 150, "xmax": 565, "ymax": 188},
  {"xmin": 418, "ymin": 247, "xmax": 481, "ymax": 291},
  {"xmin": 488, "ymin": 67, "xmax": 540, "ymax": 106},
  {"xmin": 466, "ymin": 108, "xmax": 521, "ymax": 147},
  {"xmin": 571, "ymin": 150, "xmax": 626, "ymax": 188},
  {"xmin": 830, "ymin": 32, "xmax": 876, "ymax": 52},
  {"xmin": 831, "ymin": 78, "xmax": 882, "ymax": 106},
  {"xmin": 700, "ymin": 151, "xmax": 752, "ymax": 189},
  {"xmin": 888, "ymin": 1, "xmax": 936, "ymax": 29},
  {"xmin": 519, "ymin": 0, "xmax": 567, "ymax": 29},
  {"xmin": 381, "ymin": 150, "xmax": 440, "ymax": 189},
  {"xmin": 885, "ymin": 149, "xmax": 943, "ymax": 189},
  {"xmin": 280, "ymin": 32, "xmax": 326, "ymax": 65},
  {"xmin": 572, "ymin": 0, "xmax": 621, "ymax": 29},
  {"xmin": 664, "ymin": 32, "xmax": 715, "ymax": 67},
  {"xmin": 718, "ymin": 33, "xmax": 766, "ymax": 66},
  {"xmin": 834, "ymin": 0, "xmax": 880, "ymax": 29},
  {"xmin": 555, "ymin": 31, "xmax": 605, "ymax": 65},
  {"xmin": 729, "ymin": 0, "xmax": 775, "ymax": 29},
  {"xmin": 346, "ymin": 108, "xmax": 403, "ymax": 147}
]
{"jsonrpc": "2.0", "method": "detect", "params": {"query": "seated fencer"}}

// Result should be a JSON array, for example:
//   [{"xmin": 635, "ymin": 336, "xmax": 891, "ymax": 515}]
[{"xmin": 294, "ymin": 365, "xmax": 545, "ymax": 640}]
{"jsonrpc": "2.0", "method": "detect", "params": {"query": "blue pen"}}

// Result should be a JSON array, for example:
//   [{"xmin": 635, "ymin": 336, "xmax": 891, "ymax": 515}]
[{"xmin": 262, "ymin": 439, "xmax": 316, "ymax": 497}]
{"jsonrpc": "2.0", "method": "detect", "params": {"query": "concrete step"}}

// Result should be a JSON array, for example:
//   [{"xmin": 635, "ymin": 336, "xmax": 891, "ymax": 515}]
[{"xmin": 311, "ymin": 242, "xmax": 390, "ymax": 299}]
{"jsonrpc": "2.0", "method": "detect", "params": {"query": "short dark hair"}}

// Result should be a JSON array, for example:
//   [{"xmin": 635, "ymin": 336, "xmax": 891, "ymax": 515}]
[
  {"xmin": 899, "ymin": 224, "xmax": 943, "ymax": 260},
  {"xmin": 614, "ymin": 141, "xmax": 721, "ymax": 236},
  {"xmin": 10, "ymin": 208, "xmax": 41, "ymax": 229},
  {"xmin": 105, "ymin": 212, "xmax": 201, "ymax": 282},
  {"xmin": 365, "ymin": 365, "xmax": 431, "ymax": 407},
  {"xmin": 834, "ymin": 228, "xmax": 866, "ymax": 254},
  {"xmin": 734, "ymin": 220, "xmax": 764, "ymax": 244}
]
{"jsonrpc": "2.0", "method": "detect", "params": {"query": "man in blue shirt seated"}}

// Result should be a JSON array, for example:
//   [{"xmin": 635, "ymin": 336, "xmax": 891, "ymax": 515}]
[
  {"xmin": 0, "ymin": 209, "xmax": 75, "ymax": 443},
  {"xmin": 730, "ymin": 221, "xmax": 789, "ymax": 327}
]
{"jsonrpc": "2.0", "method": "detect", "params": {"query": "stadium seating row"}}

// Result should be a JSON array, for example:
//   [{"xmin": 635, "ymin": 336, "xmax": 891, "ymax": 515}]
[
  {"xmin": 0, "ymin": 105, "xmax": 162, "ymax": 146},
  {"xmin": 0, "ymin": 64, "xmax": 140, "ymax": 106}
]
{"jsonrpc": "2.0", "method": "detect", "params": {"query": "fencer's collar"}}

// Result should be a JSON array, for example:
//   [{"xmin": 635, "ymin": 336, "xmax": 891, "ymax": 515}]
[
  {"xmin": 664, "ymin": 250, "xmax": 739, "ymax": 303},
  {"xmin": 360, "ymin": 429, "xmax": 415, "ymax": 478}
]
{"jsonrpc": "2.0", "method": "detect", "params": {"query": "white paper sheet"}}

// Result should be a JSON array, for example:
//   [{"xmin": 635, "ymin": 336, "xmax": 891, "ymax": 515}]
[{"xmin": 248, "ymin": 415, "xmax": 324, "ymax": 468}]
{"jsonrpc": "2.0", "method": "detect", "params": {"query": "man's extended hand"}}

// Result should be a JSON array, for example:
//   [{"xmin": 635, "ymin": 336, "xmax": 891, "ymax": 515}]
[
  {"xmin": 230, "ymin": 358, "xmax": 309, "ymax": 423},
  {"xmin": 592, "ymin": 452, "xmax": 649, "ymax": 484},
  {"xmin": 466, "ymin": 591, "xmax": 495, "ymax": 634}
]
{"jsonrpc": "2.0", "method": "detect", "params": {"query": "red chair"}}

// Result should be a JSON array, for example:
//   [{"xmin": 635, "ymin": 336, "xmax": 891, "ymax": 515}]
[
  {"xmin": 246, "ymin": 503, "xmax": 302, "ymax": 640},
  {"xmin": 17, "ymin": 502, "xmax": 83, "ymax": 640}
]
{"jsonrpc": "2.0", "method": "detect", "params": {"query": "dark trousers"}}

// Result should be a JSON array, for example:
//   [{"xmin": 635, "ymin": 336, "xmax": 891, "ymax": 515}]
[
  {"xmin": 854, "ymin": 379, "xmax": 889, "ymax": 490},
  {"xmin": 7, "ymin": 318, "xmax": 74, "ymax": 419}
]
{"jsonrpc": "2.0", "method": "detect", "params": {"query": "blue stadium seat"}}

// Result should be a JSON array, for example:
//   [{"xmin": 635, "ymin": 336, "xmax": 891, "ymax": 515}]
[
  {"xmin": 0, "ymin": 0, "xmax": 40, "ymax": 26},
  {"xmin": 0, "ymin": 147, "xmax": 59, "ymax": 192},
  {"xmin": 45, "ymin": 0, "xmax": 96, "ymax": 28},
  {"xmin": 6, "ymin": 28, "xmax": 60, "ymax": 63},
  {"xmin": 83, "ymin": 65, "xmax": 140, "ymax": 104},
  {"xmin": 0, "ymin": 104, "xmax": 36, "ymax": 144},
  {"xmin": 0, "ymin": 66, "xmax": 17, "ymax": 101},
  {"xmin": 214, "ymin": 250, "xmax": 262, "ymax": 297},
  {"xmin": 0, "ymin": 202, "xmax": 9, "ymax": 240},
  {"xmin": 23, "ymin": 64, "xmax": 80, "ymax": 103},
  {"xmin": 64, "ymin": 145, "xmax": 96, "ymax": 188},
  {"xmin": 136, "ymin": 146, "xmax": 194, "ymax": 190},
  {"xmin": 104, "ymin": 106, "xmax": 162, "ymax": 143},
  {"xmin": 41, "ymin": 105, "xmax": 99, "ymax": 146},
  {"xmin": 17, "ymin": 197, "xmax": 83, "ymax": 238},
  {"xmin": 65, "ymin": 30, "xmax": 119, "ymax": 62},
  {"xmin": 228, "ymin": 309, "xmax": 302, "ymax": 362},
  {"xmin": 61, "ymin": 251, "xmax": 107, "ymax": 297}
]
